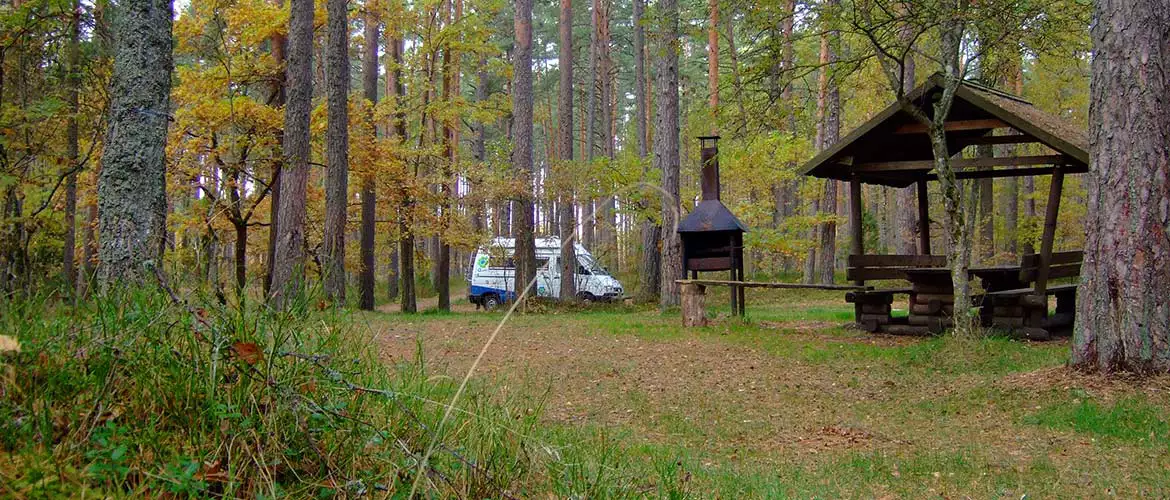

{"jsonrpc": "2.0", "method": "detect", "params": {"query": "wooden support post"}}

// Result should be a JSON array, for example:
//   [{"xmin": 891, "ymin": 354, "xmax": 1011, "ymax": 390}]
[
  {"xmin": 917, "ymin": 179, "xmax": 931, "ymax": 255},
  {"xmin": 681, "ymin": 283, "xmax": 708, "ymax": 327},
  {"xmin": 1035, "ymin": 168, "xmax": 1064, "ymax": 295},
  {"xmin": 849, "ymin": 176, "xmax": 864, "ymax": 287},
  {"xmin": 729, "ymin": 234, "xmax": 738, "ymax": 316}
]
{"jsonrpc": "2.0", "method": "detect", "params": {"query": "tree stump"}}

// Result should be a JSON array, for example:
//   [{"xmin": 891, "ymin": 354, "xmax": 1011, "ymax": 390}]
[{"xmin": 682, "ymin": 283, "xmax": 707, "ymax": 327}]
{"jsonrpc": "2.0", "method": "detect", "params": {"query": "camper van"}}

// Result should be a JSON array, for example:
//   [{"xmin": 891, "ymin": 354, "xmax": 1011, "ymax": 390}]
[{"xmin": 468, "ymin": 237, "xmax": 624, "ymax": 309}]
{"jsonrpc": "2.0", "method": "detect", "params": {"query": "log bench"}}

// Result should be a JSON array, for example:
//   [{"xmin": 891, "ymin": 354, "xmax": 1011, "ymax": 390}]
[
  {"xmin": 846, "ymin": 254, "xmax": 947, "ymax": 332},
  {"xmin": 980, "ymin": 251, "xmax": 1082, "ymax": 338}
]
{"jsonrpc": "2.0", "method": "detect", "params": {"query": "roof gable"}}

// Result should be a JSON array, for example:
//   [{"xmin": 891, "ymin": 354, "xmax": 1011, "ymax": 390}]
[{"xmin": 801, "ymin": 74, "xmax": 1089, "ymax": 187}]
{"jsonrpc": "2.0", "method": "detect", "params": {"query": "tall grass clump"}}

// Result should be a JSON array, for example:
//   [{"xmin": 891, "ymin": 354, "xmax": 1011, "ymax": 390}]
[{"xmin": 0, "ymin": 284, "xmax": 543, "ymax": 497}]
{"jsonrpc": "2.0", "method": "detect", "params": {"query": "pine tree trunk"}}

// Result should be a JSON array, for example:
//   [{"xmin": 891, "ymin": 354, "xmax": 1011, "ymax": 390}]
[
  {"xmin": 894, "ymin": 58, "xmax": 919, "ymax": 254},
  {"xmin": 558, "ymin": 0, "xmax": 578, "ymax": 301},
  {"xmin": 359, "ymin": 10, "xmax": 380, "ymax": 311},
  {"xmin": 1073, "ymin": 0, "xmax": 1170, "ymax": 373},
  {"xmin": 387, "ymin": 36, "xmax": 415, "ymax": 312},
  {"xmin": 656, "ymin": 0, "xmax": 682, "ymax": 309},
  {"xmin": 62, "ymin": 0, "xmax": 80, "ymax": 294},
  {"xmin": 269, "ymin": 0, "xmax": 314, "ymax": 306},
  {"xmin": 322, "ymin": 0, "xmax": 350, "ymax": 303},
  {"xmin": 512, "ymin": 0, "xmax": 537, "ymax": 303},
  {"xmin": 978, "ymin": 144, "xmax": 995, "ymax": 262},
  {"xmin": 633, "ymin": 0, "xmax": 659, "ymax": 302},
  {"xmin": 707, "ymin": 0, "xmax": 718, "ymax": 130},
  {"xmin": 817, "ymin": 2, "xmax": 840, "ymax": 285},
  {"xmin": 1003, "ymin": 64, "xmax": 1023, "ymax": 255},
  {"xmin": 264, "ymin": 0, "xmax": 287, "ymax": 296},
  {"xmin": 97, "ymin": 0, "xmax": 172, "ymax": 285}
]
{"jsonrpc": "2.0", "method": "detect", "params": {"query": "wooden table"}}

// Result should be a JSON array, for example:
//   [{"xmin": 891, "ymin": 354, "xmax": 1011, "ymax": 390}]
[
  {"xmin": 902, "ymin": 268, "xmax": 955, "ymax": 332},
  {"xmin": 967, "ymin": 265, "xmax": 1039, "ymax": 330}
]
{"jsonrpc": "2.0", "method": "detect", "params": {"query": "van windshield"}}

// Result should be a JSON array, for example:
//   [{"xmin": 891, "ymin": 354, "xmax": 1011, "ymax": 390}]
[{"xmin": 578, "ymin": 255, "xmax": 609, "ymax": 276}]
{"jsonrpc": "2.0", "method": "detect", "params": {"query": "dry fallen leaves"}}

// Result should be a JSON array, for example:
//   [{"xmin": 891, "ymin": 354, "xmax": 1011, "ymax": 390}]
[
  {"xmin": 232, "ymin": 342, "xmax": 263, "ymax": 365},
  {"xmin": 0, "ymin": 335, "xmax": 20, "ymax": 353}
]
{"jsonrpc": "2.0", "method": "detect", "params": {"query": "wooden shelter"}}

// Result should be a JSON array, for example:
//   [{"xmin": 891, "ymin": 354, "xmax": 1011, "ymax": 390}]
[{"xmin": 801, "ymin": 74, "xmax": 1089, "ymax": 336}]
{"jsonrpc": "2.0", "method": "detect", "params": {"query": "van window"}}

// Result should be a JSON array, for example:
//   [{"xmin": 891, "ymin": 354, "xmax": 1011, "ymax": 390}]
[{"xmin": 536, "ymin": 258, "xmax": 550, "ymax": 270}]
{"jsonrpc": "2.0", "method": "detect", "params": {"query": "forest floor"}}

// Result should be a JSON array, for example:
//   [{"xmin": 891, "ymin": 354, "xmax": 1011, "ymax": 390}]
[{"xmin": 358, "ymin": 288, "xmax": 1170, "ymax": 497}]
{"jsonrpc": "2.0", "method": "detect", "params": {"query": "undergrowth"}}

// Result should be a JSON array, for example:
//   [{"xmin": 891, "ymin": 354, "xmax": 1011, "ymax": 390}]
[{"xmin": 0, "ymin": 285, "xmax": 548, "ymax": 497}]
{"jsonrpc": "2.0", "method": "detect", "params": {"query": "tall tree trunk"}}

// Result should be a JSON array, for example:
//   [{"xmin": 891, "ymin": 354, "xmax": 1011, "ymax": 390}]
[
  {"xmin": 773, "ymin": 0, "xmax": 796, "ymax": 274},
  {"xmin": 558, "ymin": 0, "xmax": 578, "ymax": 301},
  {"xmin": 270, "ymin": 0, "xmax": 314, "ymax": 306},
  {"xmin": 388, "ymin": 36, "xmax": 415, "ymax": 312},
  {"xmin": 97, "ymin": 0, "xmax": 172, "ymax": 285},
  {"xmin": 63, "ymin": 0, "xmax": 80, "ymax": 294},
  {"xmin": 512, "ymin": 0, "xmax": 537, "ymax": 303},
  {"xmin": 599, "ymin": 0, "xmax": 616, "ymax": 270},
  {"xmin": 656, "ymin": 0, "xmax": 682, "ymax": 308},
  {"xmin": 323, "ymin": 0, "xmax": 350, "ymax": 303},
  {"xmin": 264, "ymin": 0, "xmax": 287, "ymax": 296},
  {"xmin": 1003, "ymin": 62, "xmax": 1023, "ymax": 255},
  {"xmin": 816, "ymin": 0, "xmax": 840, "ymax": 285},
  {"xmin": 634, "ymin": 0, "xmax": 659, "ymax": 301},
  {"xmin": 437, "ymin": 0, "xmax": 459, "ymax": 312},
  {"xmin": 359, "ymin": 9, "xmax": 380, "ymax": 310},
  {"xmin": 895, "ymin": 58, "xmax": 919, "ymax": 254},
  {"xmin": 1074, "ymin": 0, "xmax": 1170, "ymax": 373},
  {"xmin": 978, "ymin": 143, "xmax": 995, "ymax": 262},
  {"xmin": 707, "ymin": 0, "xmax": 718, "ymax": 130}
]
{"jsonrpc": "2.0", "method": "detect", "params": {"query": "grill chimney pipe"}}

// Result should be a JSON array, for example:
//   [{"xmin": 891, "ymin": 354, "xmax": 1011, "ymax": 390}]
[{"xmin": 699, "ymin": 135, "xmax": 721, "ymax": 201}]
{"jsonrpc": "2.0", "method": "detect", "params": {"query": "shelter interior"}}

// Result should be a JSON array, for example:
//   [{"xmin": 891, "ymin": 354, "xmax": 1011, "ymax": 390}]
[{"xmin": 801, "ymin": 74, "xmax": 1089, "ymax": 338}]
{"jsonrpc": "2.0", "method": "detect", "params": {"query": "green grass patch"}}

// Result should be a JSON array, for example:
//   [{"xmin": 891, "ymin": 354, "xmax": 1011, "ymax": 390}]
[{"xmin": 1024, "ymin": 393, "xmax": 1170, "ymax": 444}]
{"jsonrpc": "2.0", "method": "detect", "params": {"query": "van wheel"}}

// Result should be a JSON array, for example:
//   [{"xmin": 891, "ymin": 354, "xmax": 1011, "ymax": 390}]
[
  {"xmin": 577, "ymin": 292, "xmax": 596, "ymax": 304},
  {"xmin": 482, "ymin": 294, "xmax": 501, "ymax": 311}
]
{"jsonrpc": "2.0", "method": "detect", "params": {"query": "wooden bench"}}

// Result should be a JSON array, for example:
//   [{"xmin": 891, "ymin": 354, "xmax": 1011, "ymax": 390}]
[
  {"xmin": 983, "ymin": 251, "xmax": 1082, "ymax": 335},
  {"xmin": 845, "ymin": 254, "xmax": 947, "ymax": 332}
]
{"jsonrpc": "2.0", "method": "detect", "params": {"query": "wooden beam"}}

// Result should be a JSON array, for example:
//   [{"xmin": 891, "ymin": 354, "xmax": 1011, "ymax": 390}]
[
  {"xmin": 957, "ymin": 134, "xmax": 1040, "ymax": 146},
  {"xmin": 1034, "ymin": 168, "xmax": 1065, "ymax": 295},
  {"xmin": 917, "ymin": 179, "xmax": 931, "ymax": 255},
  {"xmin": 849, "ymin": 177, "xmax": 864, "ymax": 286},
  {"xmin": 894, "ymin": 118, "xmax": 1009, "ymax": 134},
  {"xmin": 854, "ymin": 154, "xmax": 1070, "ymax": 172},
  {"xmin": 676, "ymin": 279, "xmax": 866, "ymax": 291}
]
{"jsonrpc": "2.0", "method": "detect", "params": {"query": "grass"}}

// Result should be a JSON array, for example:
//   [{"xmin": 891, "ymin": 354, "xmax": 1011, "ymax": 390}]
[
  {"xmin": 365, "ymin": 288, "xmax": 1170, "ymax": 497},
  {"xmin": 6, "ymin": 284, "xmax": 1170, "ymax": 497}
]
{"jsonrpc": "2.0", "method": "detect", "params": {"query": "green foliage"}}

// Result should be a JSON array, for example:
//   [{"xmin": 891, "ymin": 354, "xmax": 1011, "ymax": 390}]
[{"xmin": 0, "ymin": 287, "xmax": 542, "ymax": 497}]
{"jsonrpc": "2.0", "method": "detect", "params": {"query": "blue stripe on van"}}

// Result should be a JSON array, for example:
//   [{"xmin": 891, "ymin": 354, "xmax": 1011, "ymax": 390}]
[{"xmin": 469, "ymin": 285, "xmax": 515, "ymax": 302}]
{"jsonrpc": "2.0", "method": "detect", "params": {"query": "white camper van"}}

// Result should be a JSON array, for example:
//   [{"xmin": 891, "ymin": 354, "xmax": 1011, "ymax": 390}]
[{"xmin": 468, "ymin": 237, "xmax": 624, "ymax": 309}]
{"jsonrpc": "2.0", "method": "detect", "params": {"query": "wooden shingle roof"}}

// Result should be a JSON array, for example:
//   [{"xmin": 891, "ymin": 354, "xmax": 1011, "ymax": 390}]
[{"xmin": 801, "ymin": 74, "xmax": 1089, "ymax": 188}]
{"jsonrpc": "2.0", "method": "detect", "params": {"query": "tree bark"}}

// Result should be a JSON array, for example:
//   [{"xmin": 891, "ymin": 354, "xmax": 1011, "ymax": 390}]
[
  {"xmin": 656, "ymin": 0, "xmax": 682, "ymax": 308},
  {"xmin": 558, "ymin": 0, "xmax": 578, "ymax": 301},
  {"xmin": 359, "ymin": 9, "xmax": 380, "ymax": 311},
  {"xmin": 707, "ymin": 0, "xmax": 718, "ymax": 130},
  {"xmin": 63, "ymin": 0, "xmax": 80, "ymax": 294},
  {"xmin": 817, "ymin": 0, "xmax": 840, "ymax": 285},
  {"xmin": 323, "ymin": 0, "xmax": 350, "ymax": 303},
  {"xmin": 269, "ymin": 0, "xmax": 314, "ymax": 306},
  {"xmin": 895, "ymin": 58, "xmax": 919, "ymax": 255},
  {"xmin": 1074, "ymin": 0, "xmax": 1170, "ymax": 373},
  {"xmin": 512, "ymin": 0, "xmax": 537, "ymax": 303},
  {"xmin": 634, "ymin": 0, "xmax": 659, "ymax": 302},
  {"xmin": 264, "ymin": 0, "xmax": 287, "ymax": 296},
  {"xmin": 388, "ymin": 36, "xmax": 415, "ymax": 312},
  {"xmin": 97, "ymin": 0, "xmax": 172, "ymax": 285}
]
